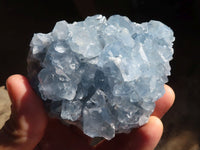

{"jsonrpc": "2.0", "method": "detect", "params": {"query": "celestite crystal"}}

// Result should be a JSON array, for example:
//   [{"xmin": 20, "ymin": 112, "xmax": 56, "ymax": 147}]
[{"xmin": 27, "ymin": 15, "xmax": 175, "ymax": 140}]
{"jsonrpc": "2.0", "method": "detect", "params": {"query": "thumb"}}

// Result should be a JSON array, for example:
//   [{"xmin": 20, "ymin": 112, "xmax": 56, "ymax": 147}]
[{"xmin": 0, "ymin": 75, "xmax": 48, "ymax": 150}]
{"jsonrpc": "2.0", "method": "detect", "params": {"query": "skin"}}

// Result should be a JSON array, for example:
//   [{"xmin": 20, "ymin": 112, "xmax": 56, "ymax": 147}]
[{"xmin": 0, "ymin": 75, "xmax": 175, "ymax": 150}]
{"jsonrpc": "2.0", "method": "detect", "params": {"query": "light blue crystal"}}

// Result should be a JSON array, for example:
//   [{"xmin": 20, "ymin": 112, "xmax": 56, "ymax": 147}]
[
  {"xmin": 61, "ymin": 100, "xmax": 82, "ymax": 121},
  {"xmin": 83, "ymin": 89, "xmax": 115, "ymax": 139},
  {"xmin": 27, "ymin": 14, "xmax": 175, "ymax": 140}
]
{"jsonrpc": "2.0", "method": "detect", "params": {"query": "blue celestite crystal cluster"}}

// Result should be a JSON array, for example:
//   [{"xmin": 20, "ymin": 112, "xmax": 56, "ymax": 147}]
[{"xmin": 27, "ymin": 15, "xmax": 175, "ymax": 140}]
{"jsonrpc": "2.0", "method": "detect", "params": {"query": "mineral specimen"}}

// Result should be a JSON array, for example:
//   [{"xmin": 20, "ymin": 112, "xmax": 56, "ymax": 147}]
[{"xmin": 27, "ymin": 15, "xmax": 175, "ymax": 140}]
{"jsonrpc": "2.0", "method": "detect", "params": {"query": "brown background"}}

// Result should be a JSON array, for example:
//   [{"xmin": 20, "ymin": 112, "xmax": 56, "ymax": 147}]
[{"xmin": 0, "ymin": 0, "xmax": 199, "ymax": 149}]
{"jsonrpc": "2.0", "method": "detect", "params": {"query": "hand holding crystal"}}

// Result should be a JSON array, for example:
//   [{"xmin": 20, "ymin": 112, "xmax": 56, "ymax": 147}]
[{"xmin": 0, "ymin": 75, "xmax": 175, "ymax": 150}]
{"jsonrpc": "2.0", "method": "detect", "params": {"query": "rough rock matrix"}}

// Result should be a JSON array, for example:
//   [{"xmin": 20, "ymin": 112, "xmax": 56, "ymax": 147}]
[{"xmin": 27, "ymin": 15, "xmax": 175, "ymax": 140}]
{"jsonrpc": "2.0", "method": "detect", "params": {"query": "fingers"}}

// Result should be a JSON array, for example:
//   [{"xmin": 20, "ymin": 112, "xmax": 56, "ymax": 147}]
[
  {"xmin": 0, "ymin": 75, "xmax": 48, "ymax": 150},
  {"xmin": 96, "ymin": 84, "xmax": 174, "ymax": 150},
  {"xmin": 129, "ymin": 116, "xmax": 163, "ymax": 150},
  {"xmin": 96, "ymin": 116, "xmax": 163, "ymax": 150},
  {"xmin": 151, "ymin": 84, "xmax": 175, "ymax": 118}
]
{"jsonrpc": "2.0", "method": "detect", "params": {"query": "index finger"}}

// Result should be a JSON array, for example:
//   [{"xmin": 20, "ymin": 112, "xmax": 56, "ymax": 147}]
[{"xmin": 151, "ymin": 84, "xmax": 175, "ymax": 118}]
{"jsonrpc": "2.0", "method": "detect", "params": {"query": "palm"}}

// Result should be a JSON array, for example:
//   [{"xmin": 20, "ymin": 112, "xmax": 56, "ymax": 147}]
[
  {"xmin": 37, "ymin": 118, "xmax": 93, "ymax": 150},
  {"xmin": 38, "ymin": 115, "xmax": 163, "ymax": 150}
]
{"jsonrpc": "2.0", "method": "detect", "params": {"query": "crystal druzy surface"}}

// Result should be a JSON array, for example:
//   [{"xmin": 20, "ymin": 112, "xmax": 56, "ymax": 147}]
[{"xmin": 27, "ymin": 15, "xmax": 175, "ymax": 140}]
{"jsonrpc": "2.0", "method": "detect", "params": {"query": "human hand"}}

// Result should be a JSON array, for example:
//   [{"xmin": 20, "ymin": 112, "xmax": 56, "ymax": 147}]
[{"xmin": 0, "ymin": 75, "xmax": 175, "ymax": 150}]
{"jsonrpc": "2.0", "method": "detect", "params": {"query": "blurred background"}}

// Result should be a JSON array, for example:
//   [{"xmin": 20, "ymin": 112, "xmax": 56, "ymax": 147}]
[{"xmin": 0, "ymin": 0, "xmax": 199, "ymax": 149}]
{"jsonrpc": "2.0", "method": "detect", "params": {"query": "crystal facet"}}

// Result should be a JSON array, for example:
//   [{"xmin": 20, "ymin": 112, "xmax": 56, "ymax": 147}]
[{"xmin": 27, "ymin": 15, "xmax": 175, "ymax": 140}]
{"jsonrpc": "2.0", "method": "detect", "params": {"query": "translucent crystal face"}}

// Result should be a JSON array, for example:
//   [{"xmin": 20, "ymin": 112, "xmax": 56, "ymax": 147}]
[{"xmin": 27, "ymin": 15, "xmax": 175, "ymax": 140}]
